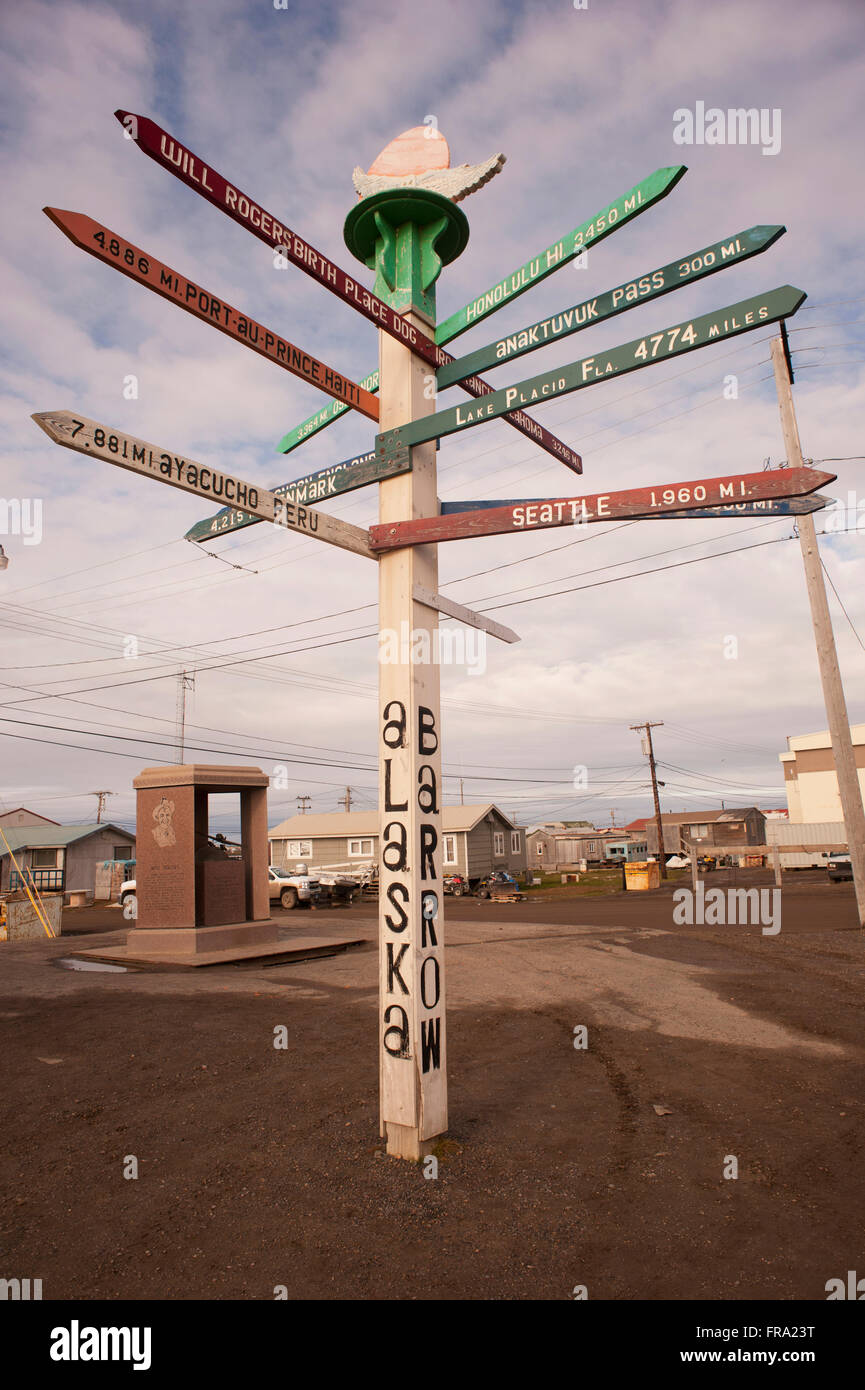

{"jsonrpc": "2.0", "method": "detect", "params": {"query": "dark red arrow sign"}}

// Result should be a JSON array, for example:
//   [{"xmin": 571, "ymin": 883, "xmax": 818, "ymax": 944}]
[
  {"xmin": 114, "ymin": 109, "xmax": 581, "ymax": 474},
  {"xmin": 368, "ymin": 467, "xmax": 836, "ymax": 551},
  {"xmin": 44, "ymin": 208, "xmax": 379, "ymax": 420}
]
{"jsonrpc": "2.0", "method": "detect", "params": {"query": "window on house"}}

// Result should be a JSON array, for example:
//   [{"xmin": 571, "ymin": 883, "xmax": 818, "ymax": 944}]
[
  {"xmin": 689, "ymin": 824, "xmax": 708, "ymax": 838},
  {"xmin": 32, "ymin": 848, "xmax": 59, "ymax": 867},
  {"xmin": 536, "ymin": 842, "xmax": 544, "ymax": 857},
  {"xmin": 493, "ymin": 831, "xmax": 505, "ymax": 856},
  {"xmin": 443, "ymin": 835, "xmax": 457, "ymax": 864},
  {"xmin": 586, "ymin": 841, "xmax": 596, "ymax": 853},
  {"xmin": 348, "ymin": 838, "xmax": 374, "ymax": 857},
  {"xmin": 113, "ymin": 845, "xmax": 131, "ymax": 861},
  {"xmin": 286, "ymin": 840, "xmax": 313, "ymax": 858},
  {"xmin": 510, "ymin": 831, "xmax": 521, "ymax": 853}
]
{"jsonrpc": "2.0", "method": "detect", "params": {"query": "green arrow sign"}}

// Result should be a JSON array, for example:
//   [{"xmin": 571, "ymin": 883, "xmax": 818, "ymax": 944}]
[
  {"xmin": 277, "ymin": 369, "xmax": 380, "ymax": 455},
  {"xmin": 434, "ymin": 164, "xmax": 687, "ymax": 343},
  {"xmin": 275, "ymin": 164, "xmax": 685, "ymax": 456},
  {"xmin": 376, "ymin": 285, "xmax": 807, "ymax": 457},
  {"xmin": 437, "ymin": 224, "xmax": 785, "ymax": 389},
  {"xmin": 185, "ymin": 443, "xmax": 410, "ymax": 544}
]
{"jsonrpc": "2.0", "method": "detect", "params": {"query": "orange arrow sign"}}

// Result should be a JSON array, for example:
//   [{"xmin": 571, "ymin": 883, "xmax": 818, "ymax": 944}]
[{"xmin": 43, "ymin": 208, "xmax": 379, "ymax": 422}]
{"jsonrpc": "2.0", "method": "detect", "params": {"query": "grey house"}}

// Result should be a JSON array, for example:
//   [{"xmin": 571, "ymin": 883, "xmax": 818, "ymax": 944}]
[
  {"xmin": 269, "ymin": 804, "xmax": 527, "ymax": 883},
  {"xmin": 0, "ymin": 823, "xmax": 136, "ymax": 895}
]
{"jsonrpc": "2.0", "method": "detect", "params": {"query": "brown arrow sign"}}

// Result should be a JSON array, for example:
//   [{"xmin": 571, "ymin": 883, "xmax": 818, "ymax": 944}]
[
  {"xmin": 114, "ymin": 110, "xmax": 581, "ymax": 474},
  {"xmin": 31, "ymin": 410, "xmax": 376, "ymax": 561},
  {"xmin": 43, "ymin": 208, "xmax": 380, "ymax": 421},
  {"xmin": 368, "ymin": 467, "xmax": 836, "ymax": 551}
]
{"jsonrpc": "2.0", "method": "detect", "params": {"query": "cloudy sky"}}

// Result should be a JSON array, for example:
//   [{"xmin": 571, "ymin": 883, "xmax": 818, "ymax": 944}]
[{"xmin": 1, "ymin": 0, "xmax": 863, "ymax": 837}]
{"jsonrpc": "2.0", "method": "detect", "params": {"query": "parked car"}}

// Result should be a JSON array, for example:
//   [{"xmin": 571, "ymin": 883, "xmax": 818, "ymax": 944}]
[
  {"xmin": 825, "ymin": 851, "xmax": 853, "ymax": 883},
  {"xmin": 443, "ymin": 874, "xmax": 469, "ymax": 897},
  {"xmin": 268, "ymin": 864, "xmax": 320, "ymax": 909},
  {"xmin": 475, "ymin": 870, "xmax": 520, "ymax": 899}
]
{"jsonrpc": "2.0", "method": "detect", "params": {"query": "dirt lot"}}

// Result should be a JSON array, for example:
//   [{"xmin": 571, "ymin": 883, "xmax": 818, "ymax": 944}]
[{"xmin": 2, "ymin": 871, "xmax": 863, "ymax": 1301}]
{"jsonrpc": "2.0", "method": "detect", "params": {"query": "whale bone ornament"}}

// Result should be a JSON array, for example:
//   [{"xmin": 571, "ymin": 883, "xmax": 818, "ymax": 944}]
[{"xmin": 352, "ymin": 125, "xmax": 505, "ymax": 203}]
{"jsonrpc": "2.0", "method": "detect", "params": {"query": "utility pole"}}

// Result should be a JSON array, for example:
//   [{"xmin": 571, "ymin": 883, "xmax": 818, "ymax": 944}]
[
  {"xmin": 297, "ymin": 794, "xmax": 311, "ymax": 816},
  {"xmin": 631, "ymin": 721, "xmax": 667, "ymax": 879},
  {"xmin": 340, "ymin": 786, "xmax": 354, "ymax": 813},
  {"xmin": 771, "ymin": 333, "xmax": 865, "ymax": 927},
  {"xmin": 175, "ymin": 669, "xmax": 195, "ymax": 763},
  {"xmin": 90, "ymin": 790, "xmax": 114, "ymax": 824},
  {"xmin": 459, "ymin": 778, "xmax": 464, "ymax": 806}
]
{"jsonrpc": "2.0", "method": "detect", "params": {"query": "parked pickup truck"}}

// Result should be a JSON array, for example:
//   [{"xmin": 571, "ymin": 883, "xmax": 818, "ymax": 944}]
[
  {"xmin": 268, "ymin": 864, "xmax": 320, "ymax": 909},
  {"xmin": 119, "ymin": 864, "xmax": 321, "ymax": 916}
]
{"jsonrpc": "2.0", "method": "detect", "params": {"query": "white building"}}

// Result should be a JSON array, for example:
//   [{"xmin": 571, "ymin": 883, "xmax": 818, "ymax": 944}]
[{"xmin": 780, "ymin": 724, "xmax": 865, "ymax": 823}]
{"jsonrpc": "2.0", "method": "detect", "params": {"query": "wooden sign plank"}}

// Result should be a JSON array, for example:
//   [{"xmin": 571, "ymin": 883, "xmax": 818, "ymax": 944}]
[
  {"xmin": 369, "ymin": 467, "xmax": 836, "ymax": 551},
  {"xmin": 412, "ymin": 584, "xmax": 519, "ymax": 644},
  {"xmin": 437, "ymin": 224, "xmax": 785, "ymax": 388},
  {"xmin": 115, "ymin": 111, "xmax": 580, "ymax": 472},
  {"xmin": 439, "ymin": 492, "xmax": 831, "ymax": 519},
  {"xmin": 43, "ymin": 208, "xmax": 380, "ymax": 421},
  {"xmin": 435, "ymin": 164, "xmax": 688, "ymax": 342},
  {"xmin": 31, "ymin": 411, "xmax": 376, "ymax": 561},
  {"xmin": 376, "ymin": 286, "xmax": 808, "ymax": 457},
  {"xmin": 185, "ymin": 445, "xmax": 411, "ymax": 544}
]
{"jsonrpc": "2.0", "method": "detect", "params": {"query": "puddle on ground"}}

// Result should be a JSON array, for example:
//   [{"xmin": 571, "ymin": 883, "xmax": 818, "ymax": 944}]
[{"xmin": 55, "ymin": 958, "xmax": 127, "ymax": 973}]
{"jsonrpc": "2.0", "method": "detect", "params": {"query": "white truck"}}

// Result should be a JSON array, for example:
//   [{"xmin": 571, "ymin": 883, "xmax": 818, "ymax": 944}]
[{"xmin": 119, "ymin": 863, "xmax": 321, "ymax": 917}]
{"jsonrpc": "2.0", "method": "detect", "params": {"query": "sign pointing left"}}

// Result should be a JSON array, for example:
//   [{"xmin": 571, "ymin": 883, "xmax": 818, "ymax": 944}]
[
  {"xmin": 31, "ymin": 411, "xmax": 376, "ymax": 561},
  {"xmin": 43, "ymin": 209, "xmax": 380, "ymax": 422}
]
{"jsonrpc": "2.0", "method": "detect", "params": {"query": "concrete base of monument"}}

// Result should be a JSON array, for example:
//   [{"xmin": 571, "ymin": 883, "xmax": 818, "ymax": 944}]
[
  {"xmin": 69, "ymin": 919, "xmax": 366, "ymax": 969},
  {"xmin": 126, "ymin": 919, "xmax": 280, "ymax": 956}
]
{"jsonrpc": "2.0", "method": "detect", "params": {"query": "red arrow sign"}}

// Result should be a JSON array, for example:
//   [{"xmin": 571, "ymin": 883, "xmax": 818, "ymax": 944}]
[
  {"xmin": 114, "ymin": 109, "xmax": 581, "ymax": 474},
  {"xmin": 44, "ymin": 208, "xmax": 379, "ymax": 421},
  {"xmin": 368, "ymin": 467, "xmax": 836, "ymax": 551}
]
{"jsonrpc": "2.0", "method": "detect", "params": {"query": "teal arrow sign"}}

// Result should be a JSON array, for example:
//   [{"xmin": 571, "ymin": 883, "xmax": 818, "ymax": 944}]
[
  {"xmin": 434, "ymin": 164, "xmax": 687, "ymax": 343},
  {"xmin": 437, "ymin": 224, "xmax": 785, "ymax": 389},
  {"xmin": 376, "ymin": 285, "xmax": 807, "ymax": 457}
]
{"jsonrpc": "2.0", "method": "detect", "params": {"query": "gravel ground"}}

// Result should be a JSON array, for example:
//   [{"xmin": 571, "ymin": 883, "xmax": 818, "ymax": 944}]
[{"xmin": 2, "ymin": 873, "xmax": 863, "ymax": 1301}]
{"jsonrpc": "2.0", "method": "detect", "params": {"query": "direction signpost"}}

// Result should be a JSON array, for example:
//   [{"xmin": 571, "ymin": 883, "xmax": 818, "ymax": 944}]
[
  {"xmin": 376, "ymin": 286, "xmax": 807, "ymax": 459},
  {"xmin": 31, "ymin": 410, "xmax": 376, "ymax": 561},
  {"xmin": 369, "ymin": 468, "xmax": 835, "ymax": 551},
  {"xmin": 36, "ymin": 104, "xmax": 848, "ymax": 1170}
]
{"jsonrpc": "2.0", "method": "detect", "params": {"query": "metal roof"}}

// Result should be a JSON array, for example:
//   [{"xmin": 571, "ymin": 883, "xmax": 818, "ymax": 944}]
[
  {"xmin": 0, "ymin": 823, "xmax": 134, "ymax": 855},
  {"xmin": 269, "ymin": 804, "xmax": 516, "ymax": 839}
]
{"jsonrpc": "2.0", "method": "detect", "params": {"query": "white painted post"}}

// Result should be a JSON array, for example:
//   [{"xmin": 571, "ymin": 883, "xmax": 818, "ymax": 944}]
[{"xmin": 377, "ymin": 315, "xmax": 447, "ymax": 1160}]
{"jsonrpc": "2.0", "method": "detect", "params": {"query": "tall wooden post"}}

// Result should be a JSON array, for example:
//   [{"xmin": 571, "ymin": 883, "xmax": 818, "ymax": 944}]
[
  {"xmin": 770, "ymin": 336, "xmax": 865, "ymax": 927},
  {"xmin": 345, "ymin": 191, "xmax": 469, "ymax": 1157}
]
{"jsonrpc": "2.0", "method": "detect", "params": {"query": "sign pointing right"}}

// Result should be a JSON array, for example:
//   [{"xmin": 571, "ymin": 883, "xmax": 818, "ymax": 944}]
[
  {"xmin": 376, "ymin": 285, "xmax": 807, "ymax": 458},
  {"xmin": 369, "ymin": 467, "xmax": 836, "ymax": 551}
]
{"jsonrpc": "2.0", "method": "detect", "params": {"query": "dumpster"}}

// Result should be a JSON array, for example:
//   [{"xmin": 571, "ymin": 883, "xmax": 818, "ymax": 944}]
[{"xmin": 624, "ymin": 860, "xmax": 660, "ymax": 891}]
